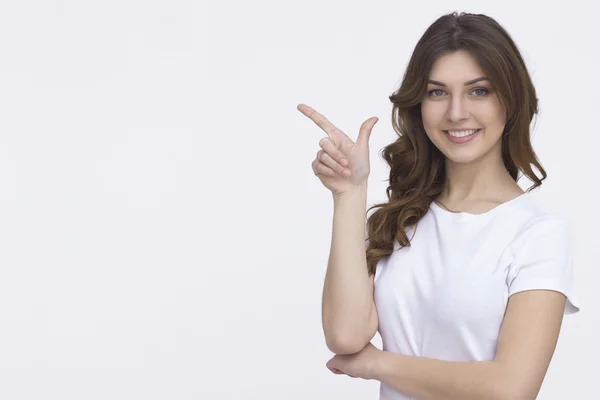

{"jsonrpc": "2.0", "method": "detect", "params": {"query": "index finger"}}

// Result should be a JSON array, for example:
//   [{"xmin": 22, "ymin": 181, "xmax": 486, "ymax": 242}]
[{"xmin": 297, "ymin": 104, "xmax": 344, "ymax": 143}]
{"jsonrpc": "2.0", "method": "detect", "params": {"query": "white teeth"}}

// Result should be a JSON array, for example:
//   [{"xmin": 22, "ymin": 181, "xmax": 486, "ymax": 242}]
[{"xmin": 446, "ymin": 129, "xmax": 479, "ymax": 137}]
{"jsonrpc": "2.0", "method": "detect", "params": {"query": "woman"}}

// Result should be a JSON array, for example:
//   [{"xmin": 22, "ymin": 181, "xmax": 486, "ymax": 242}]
[{"xmin": 298, "ymin": 11, "xmax": 580, "ymax": 400}]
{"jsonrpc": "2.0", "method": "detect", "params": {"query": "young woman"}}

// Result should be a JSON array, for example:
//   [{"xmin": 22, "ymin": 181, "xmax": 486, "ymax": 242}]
[{"xmin": 298, "ymin": 11, "xmax": 580, "ymax": 400}]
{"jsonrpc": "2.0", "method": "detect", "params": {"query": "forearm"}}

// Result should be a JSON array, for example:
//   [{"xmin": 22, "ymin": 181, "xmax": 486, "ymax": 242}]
[
  {"xmin": 322, "ymin": 183, "xmax": 372, "ymax": 352},
  {"xmin": 371, "ymin": 351, "xmax": 507, "ymax": 400}
]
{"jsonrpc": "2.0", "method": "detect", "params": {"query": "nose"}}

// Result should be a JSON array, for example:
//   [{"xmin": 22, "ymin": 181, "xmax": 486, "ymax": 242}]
[{"xmin": 446, "ymin": 96, "xmax": 470, "ymax": 122}]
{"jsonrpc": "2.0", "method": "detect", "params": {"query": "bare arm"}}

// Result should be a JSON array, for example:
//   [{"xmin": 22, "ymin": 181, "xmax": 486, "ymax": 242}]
[
  {"xmin": 371, "ymin": 290, "xmax": 567, "ymax": 400},
  {"xmin": 296, "ymin": 103, "xmax": 380, "ymax": 356},
  {"xmin": 322, "ymin": 183, "xmax": 378, "ymax": 354}
]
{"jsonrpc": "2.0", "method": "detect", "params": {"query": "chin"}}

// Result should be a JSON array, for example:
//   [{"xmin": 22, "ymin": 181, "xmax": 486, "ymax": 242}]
[{"xmin": 444, "ymin": 153, "xmax": 483, "ymax": 164}]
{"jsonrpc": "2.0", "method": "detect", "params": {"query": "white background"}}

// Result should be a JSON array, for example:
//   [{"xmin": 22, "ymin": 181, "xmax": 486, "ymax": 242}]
[{"xmin": 0, "ymin": 0, "xmax": 596, "ymax": 398}]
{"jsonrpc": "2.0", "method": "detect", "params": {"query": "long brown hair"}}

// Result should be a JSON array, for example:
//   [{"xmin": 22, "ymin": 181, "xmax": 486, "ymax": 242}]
[{"xmin": 366, "ymin": 11, "xmax": 546, "ymax": 277}]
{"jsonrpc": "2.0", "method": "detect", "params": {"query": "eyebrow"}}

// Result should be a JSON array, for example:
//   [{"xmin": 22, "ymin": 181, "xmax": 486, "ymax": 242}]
[{"xmin": 427, "ymin": 77, "xmax": 489, "ymax": 87}]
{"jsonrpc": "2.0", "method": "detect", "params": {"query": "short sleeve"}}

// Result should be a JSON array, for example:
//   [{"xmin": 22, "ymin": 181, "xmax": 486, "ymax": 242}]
[{"xmin": 506, "ymin": 218, "xmax": 580, "ymax": 315}]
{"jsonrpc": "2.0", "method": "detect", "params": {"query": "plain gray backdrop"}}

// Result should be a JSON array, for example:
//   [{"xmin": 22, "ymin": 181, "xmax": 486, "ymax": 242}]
[{"xmin": 0, "ymin": 0, "xmax": 596, "ymax": 398}]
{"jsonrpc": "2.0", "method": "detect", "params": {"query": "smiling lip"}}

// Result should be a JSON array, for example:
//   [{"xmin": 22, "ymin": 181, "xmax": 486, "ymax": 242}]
[
  {"xmin": 444, "ymin": 128, "xmax": 482, "ymax": 144},
  {"xmin": 444, "ymin": 128, "xmax": 481, "ymax": 132}
]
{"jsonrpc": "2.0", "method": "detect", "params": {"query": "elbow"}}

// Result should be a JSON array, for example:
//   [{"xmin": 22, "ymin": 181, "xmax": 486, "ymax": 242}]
[
  {"xmin": 496, "ymin": 391, "xmax": 536, "ymax": 400},
  {"xmin": 493, "ymin": 369, "xmax": 538, "ymax": 400},
  {"xmin": 326, "ymin": 334, "xmax": 366, "ymax": 355},
  {"xmin": 497, "ymin": 387, "xmax": 538, "ymax": 400}
]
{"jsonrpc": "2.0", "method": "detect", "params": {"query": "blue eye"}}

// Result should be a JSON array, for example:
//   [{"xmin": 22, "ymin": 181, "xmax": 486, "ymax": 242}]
[
  {"xmin": 428, "ymin": 89, "xmax": 445, "ymax": 97},
  {"xmin": 427, "ymin": 87, "xmax": 489, "ymax": 97}
]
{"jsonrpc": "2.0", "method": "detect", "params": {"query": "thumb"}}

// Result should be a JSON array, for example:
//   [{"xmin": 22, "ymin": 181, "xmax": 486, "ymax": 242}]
[{"xmin": 357, "ymin": 117, "xmax": 379, "ymax": 146}]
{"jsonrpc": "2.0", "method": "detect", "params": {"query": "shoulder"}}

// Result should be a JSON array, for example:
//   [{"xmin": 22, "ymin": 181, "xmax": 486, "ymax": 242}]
[
  {"xmin": 511, "ymin": 214, "xmax": 570, "ymax": 250},
  {"xmin": 503, "ymin": 194, "xmax": 572, "ymax": 250}
]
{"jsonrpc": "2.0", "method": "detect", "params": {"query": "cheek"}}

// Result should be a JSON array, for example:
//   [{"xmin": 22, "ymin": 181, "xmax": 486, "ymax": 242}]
[
  {"xmin": 477, "ymin": 106, "xmax": 506, "ymax": 128},
  {"xmin": 420, "ymin": 102, "xmax": 443, "ymax": 128},
  {"xmin": 476, "ymin": 97, "xmax": 506, "ymax": 123}
]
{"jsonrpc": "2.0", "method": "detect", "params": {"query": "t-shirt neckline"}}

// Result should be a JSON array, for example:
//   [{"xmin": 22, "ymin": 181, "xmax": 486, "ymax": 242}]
[{"xmin": 430, "ymin": 192, "xmax": 530, "ymax": 220}]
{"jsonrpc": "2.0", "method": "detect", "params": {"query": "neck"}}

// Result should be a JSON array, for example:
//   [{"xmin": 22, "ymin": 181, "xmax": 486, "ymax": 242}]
[{"xmin": 440, "ymin": 147, "xmax": 521, "ymax": 203}]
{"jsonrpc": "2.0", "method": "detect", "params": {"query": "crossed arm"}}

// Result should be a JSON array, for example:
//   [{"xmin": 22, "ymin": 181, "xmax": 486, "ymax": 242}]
[{"xmin": 370, "ymin": 289, "xmax": 567, "ymax": 400}]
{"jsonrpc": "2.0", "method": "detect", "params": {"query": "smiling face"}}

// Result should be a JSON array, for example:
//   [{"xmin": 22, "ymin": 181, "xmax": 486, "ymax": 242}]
[{"xmin": 421, "ymin": 50, "xmax": 507, "ymax": 165}]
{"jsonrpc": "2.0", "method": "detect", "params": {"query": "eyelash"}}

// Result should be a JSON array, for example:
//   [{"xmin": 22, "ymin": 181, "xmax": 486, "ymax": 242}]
[{"xmin": 427, "ymin": 87, "xmax": 489, "ymax": 97}]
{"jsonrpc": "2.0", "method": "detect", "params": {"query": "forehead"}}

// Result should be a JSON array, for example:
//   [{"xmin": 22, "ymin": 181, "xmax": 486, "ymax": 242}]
[{"xmin": 428, "ymin": 50, "xmax": 486, "ymax": 83}]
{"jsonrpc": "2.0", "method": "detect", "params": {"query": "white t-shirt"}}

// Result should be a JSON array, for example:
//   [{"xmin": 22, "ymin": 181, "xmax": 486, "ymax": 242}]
[{"xmin": 373, "ymin": 192, "xmax": 580, "ymax": 400}]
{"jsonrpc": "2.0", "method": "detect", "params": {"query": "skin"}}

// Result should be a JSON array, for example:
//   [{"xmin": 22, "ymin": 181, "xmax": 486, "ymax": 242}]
[
  {"xmin": 421, "ymin": 49, "xmax": 524, "ymax": 213},
  {"xmin": 303, "ymin": 53, "xmax": 565, "ymax": 399}
]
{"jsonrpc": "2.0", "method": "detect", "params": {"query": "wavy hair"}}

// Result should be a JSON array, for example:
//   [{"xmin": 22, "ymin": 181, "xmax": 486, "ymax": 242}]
[{"xmin": 366, "ymin": 12, "xmax": 546, "ymax": 277}]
